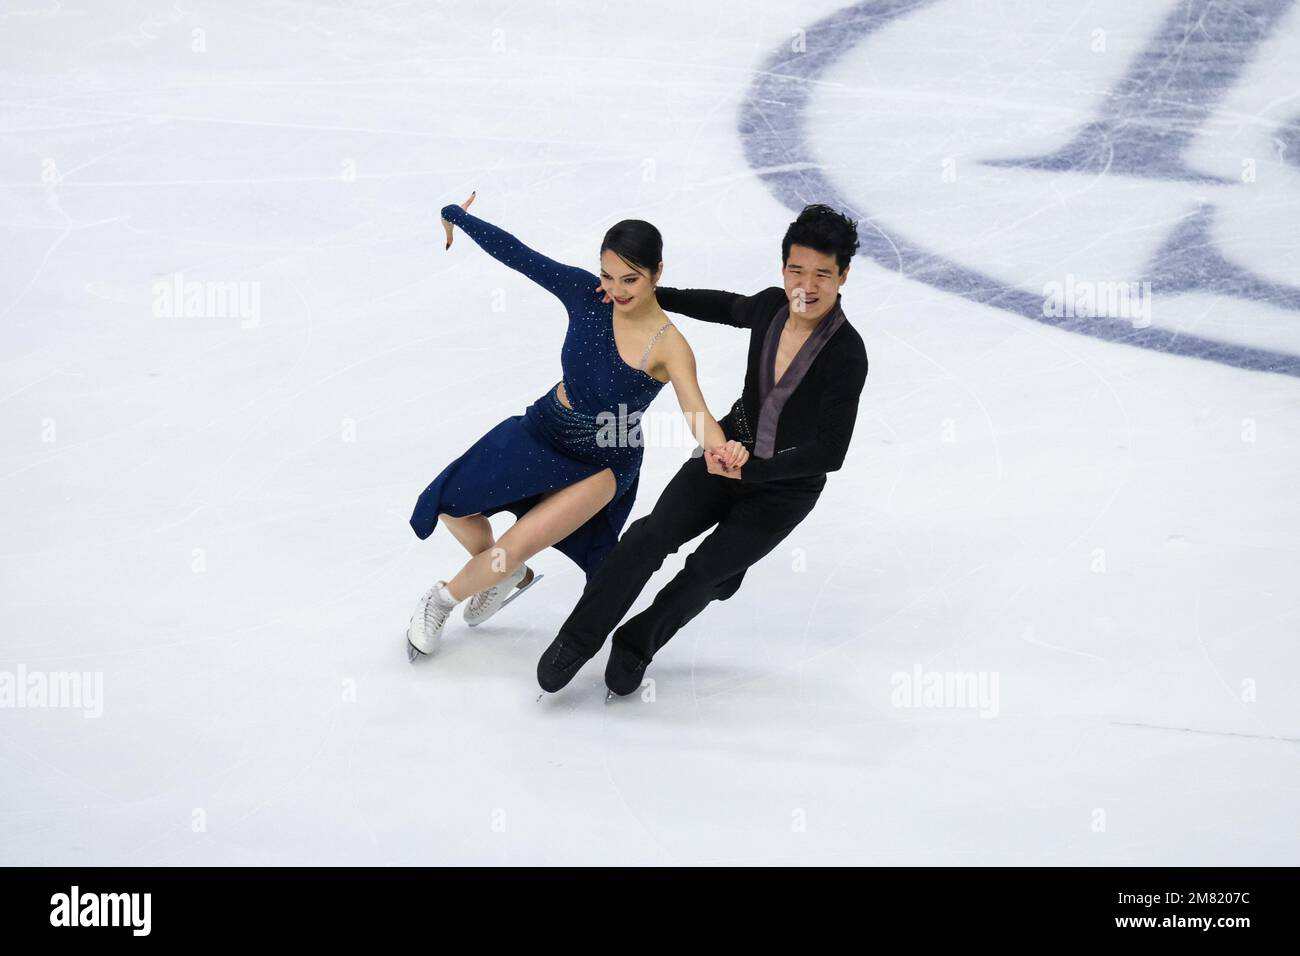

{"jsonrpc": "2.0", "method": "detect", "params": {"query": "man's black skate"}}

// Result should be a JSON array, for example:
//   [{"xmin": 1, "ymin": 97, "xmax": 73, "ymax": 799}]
[
  {"xmin": 536, "ymin": 636, "xmax": 593, "ymax": 693},
  {"xmin": 604, "ymin": 642, "xmax": 650, "ymax": 698}
]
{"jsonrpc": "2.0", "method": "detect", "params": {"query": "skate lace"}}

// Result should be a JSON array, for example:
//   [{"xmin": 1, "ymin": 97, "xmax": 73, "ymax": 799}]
[
  {"xmin": 550, "ymin": 640, "xmax": 586, "ymax": 669},
  {"xmin": 466, "ymin": 583, "xmax": 500, "ymax": 617},
  {"xmin": 423, "ymin": 586, "xmax": 453, "ymax": 633}
]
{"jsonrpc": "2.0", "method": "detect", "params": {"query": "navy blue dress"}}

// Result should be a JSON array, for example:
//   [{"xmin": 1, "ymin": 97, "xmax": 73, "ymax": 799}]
[{"xmin": 409, "ymin": 205, "xmax": 670, "ymax": 579}]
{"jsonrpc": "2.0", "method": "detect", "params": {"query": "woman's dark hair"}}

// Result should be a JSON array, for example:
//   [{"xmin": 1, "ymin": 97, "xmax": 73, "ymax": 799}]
[
  {"xmin": 600, "ymin": 219, "xmax": 663, "ymax": 278},
  {"xmin": 781, "ymin": 204, "xmax": 859, "ymax": 273}
]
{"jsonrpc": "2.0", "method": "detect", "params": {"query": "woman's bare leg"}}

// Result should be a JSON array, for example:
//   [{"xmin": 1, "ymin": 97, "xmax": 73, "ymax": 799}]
[
  {"xmin": 444, "ymin": 469, "xmax": 616, "ymax": 601},
  {"xmin": 439, "ymin": 512, "xmax": 495, "ymax": 557}
]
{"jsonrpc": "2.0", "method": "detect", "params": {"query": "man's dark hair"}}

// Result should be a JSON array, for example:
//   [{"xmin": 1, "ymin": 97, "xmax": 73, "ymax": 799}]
[
  {"xmin": 781, "ymin": 204, "xmax": 859, "ymax": 273},
  {"xmin": 601, "ymin": 219, "xmax": 663, "ymax": 277}
]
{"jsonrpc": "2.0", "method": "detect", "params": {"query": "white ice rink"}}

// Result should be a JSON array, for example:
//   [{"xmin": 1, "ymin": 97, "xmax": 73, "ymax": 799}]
[{"xmin": 2, "ymin": 0, "xmax": 1298, "ymax": 865}]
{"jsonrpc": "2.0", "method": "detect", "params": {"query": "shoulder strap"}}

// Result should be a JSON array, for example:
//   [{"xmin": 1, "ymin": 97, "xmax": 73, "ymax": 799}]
[{"xmin": 638, "ymin": 320, "xmax": 673, "ymax": 370}]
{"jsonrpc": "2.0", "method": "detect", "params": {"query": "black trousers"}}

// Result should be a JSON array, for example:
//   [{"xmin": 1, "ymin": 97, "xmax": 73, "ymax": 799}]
[{"xmin": 557, "ymin": 452, "xmax": 822, "ymax": 663}]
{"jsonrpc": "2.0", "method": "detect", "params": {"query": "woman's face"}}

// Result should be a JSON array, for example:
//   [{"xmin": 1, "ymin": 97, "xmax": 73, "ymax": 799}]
[{"xmin": 600, "ymin": 250, "xmax": 661, "ymax": 313}]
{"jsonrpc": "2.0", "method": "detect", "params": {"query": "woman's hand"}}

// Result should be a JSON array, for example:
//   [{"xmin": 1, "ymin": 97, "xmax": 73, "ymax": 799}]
[
  {"xmin": 443, "ymin": 190, "xmax": 476, "ymax": 249},
  {"xmin": 704, "ymin": 447, "xmax": 743, "ymax": 480},
  {"xmin": 717, "ymin": 439, "xmax": 748, "ymax": 470}
]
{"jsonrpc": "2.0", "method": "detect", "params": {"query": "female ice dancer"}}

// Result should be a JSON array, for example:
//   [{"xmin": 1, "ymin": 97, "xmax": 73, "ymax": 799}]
[{"xmin": 405, "ymin": 192, "xmax": 748, "ymax": 661}]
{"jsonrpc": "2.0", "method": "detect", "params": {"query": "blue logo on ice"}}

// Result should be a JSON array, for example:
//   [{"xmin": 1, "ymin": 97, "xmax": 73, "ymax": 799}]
[{"xmin": 740, "ymin": 0, "xmax": 1300, "ymax": 376}]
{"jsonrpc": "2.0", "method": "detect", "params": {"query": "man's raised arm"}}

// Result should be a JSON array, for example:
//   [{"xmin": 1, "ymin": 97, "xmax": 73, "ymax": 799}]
[{"xmin": 655, "ymin": 286, "xmax": 786, "ymax": 330}]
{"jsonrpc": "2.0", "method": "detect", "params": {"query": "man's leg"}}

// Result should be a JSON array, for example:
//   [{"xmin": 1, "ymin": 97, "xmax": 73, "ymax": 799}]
[
  {"xmin": 605, "ymin": 488, "xmax": 819, "ymax": 694},
  {"xmin": 537, "ymin": 454, "xmax": 731, "ymax": 690}
]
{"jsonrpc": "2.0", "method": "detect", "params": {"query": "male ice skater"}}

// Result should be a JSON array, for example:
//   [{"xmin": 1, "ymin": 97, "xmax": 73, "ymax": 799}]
[{"xmin": 536, "ymin": 204, "xmax": 869, "ymax": 697}]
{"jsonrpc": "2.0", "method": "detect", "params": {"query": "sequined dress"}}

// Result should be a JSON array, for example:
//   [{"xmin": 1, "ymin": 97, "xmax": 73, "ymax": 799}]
[{"xmin": 409, "ymin": 205, "xmax": 671, "ymax": 578}]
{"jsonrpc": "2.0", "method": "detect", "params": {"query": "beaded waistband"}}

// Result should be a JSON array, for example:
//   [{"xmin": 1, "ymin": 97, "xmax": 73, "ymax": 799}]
[{"xmin": 529, "ymin": 384, "xmax": 645, "ymax": 464}]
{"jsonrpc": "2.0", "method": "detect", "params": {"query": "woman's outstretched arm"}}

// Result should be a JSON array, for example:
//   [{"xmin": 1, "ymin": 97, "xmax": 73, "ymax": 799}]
[
  {"xmin": 442, "ymin": 192, "xmax": 591, "ymax": 307},
  {"xmin": 657, "ymin": 329, "xmax": 748, "ymax": 470}
]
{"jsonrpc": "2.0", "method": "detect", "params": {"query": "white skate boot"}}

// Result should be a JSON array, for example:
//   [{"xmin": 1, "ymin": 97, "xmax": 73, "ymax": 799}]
[
  {"xmin": 463, "ymin": 564, "xmax": 543, "ymax": 627},
  {"xmin": 406, "ymin": 580, "xmax": 459, "ymax": 662}
]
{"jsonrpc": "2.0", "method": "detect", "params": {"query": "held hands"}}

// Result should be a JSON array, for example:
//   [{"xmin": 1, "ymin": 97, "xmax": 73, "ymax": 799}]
[
  {"xmin": 443, "ymin": 190, "xmax": 476, "ymax": 249},
  {"xmin": 705, "ymin": 440, "xmax": 748, "ymax": 479}
]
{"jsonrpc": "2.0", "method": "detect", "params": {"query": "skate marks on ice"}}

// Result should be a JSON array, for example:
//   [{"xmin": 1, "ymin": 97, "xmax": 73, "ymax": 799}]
[
  {"xmin": 1277, "ymin": 113, "xmax": 1300, "ymax": 167},
  {"xmin": 739, "ymin": 0, "xmax": 1300, "ymax": 376},
  {"xmin": 1110, "ymin": 721, "xmax": 1300, "ymax": 744}
]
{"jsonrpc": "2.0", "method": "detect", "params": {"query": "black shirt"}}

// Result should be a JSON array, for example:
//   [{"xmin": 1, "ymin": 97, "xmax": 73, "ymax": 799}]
[{"xmin": 655, "ymin": 286, "xmax": 869, "ymax": 489}]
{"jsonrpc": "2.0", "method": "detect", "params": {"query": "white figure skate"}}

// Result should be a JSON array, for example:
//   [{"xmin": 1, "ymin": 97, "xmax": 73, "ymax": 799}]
[
  {"xmin": 463, "ymin": 564, "xmax": 542, "ymax": 627},
  {"xmin": 406, "ymin": 580, "xmax": 458, "ymax": 662}
]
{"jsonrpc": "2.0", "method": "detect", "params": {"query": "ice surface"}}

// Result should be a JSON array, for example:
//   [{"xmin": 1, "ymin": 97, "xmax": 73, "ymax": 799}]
[{"xmin": 1, "ymin": 0, "xmax": 1297, "ymax": 865}]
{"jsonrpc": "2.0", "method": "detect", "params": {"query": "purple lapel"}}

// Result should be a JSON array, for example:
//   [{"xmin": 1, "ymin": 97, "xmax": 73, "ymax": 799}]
[{"xmin": 753, "ymin": 297, "xmax": 846, "ymax": 459}]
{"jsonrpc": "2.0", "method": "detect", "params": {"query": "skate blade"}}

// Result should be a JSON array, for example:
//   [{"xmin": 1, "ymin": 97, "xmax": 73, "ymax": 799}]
[
  {"xmin": 407, "ymin": 639, "xmax": 427, "ymax": 663},
  {"xmin": 499, "ymin": 572, "xmax": 544, "ymax": 610}
]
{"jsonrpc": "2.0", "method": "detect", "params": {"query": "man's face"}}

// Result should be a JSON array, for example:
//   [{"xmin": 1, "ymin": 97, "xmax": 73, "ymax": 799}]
[{"xmin": 782, "ymin": 244, "xmax": 848, "ymax": 320}]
